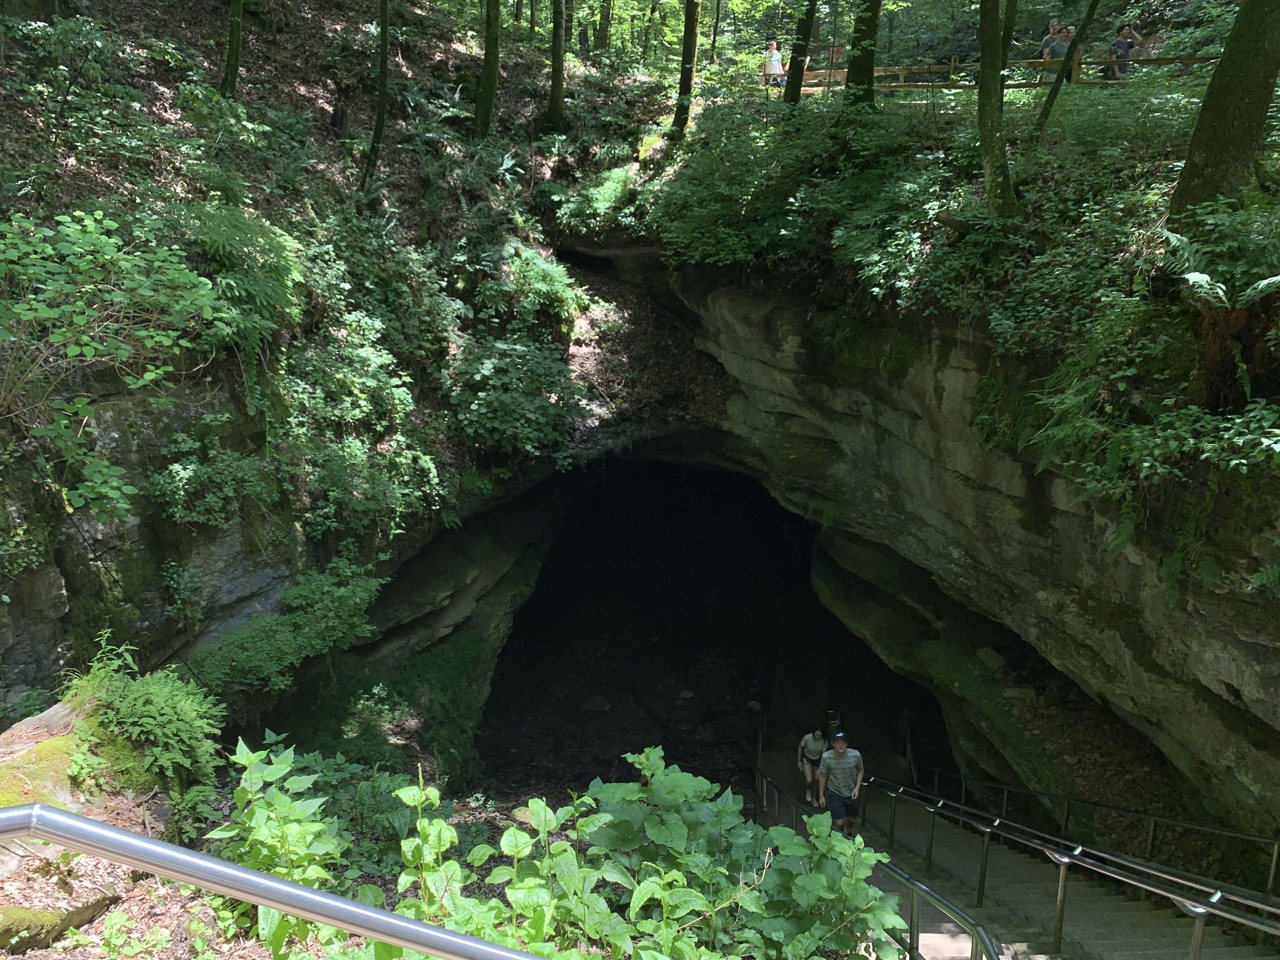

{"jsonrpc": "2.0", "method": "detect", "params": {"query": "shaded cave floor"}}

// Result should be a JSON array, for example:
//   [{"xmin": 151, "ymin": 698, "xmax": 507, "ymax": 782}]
[{"xmin": 473, "ymin": 462, "xmax": 951, "ymax": 805}]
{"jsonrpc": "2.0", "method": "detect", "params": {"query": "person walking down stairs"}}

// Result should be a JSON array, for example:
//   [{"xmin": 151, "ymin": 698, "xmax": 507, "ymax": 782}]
[
  {"xmin": 817, "ymin": 730, "xmax": 864, "ymax": 836},
  {"xmin": 796, "ymin": 723, "xmax": 828, "ymax": 805}
]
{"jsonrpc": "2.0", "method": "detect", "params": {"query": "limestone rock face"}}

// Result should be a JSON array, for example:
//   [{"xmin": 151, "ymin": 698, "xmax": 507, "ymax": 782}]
[
  {"xmin": 665, "ymin": 270, "xmax": 1280, "ymax": 838},
  {"xmin": 0, "ymin": 566, "xmax": 71, "ymax": 714}
]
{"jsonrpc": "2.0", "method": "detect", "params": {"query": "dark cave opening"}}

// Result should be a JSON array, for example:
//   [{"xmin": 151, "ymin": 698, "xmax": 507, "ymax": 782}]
[{"xmin": 474, "ymin": 460, "xmax": 954, "ymax": 800}]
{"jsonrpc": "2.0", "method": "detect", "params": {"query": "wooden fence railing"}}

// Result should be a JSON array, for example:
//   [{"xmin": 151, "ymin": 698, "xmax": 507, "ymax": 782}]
[{"xmin": 795, "ymin": 54, "xmax": 1219, "ymax": 93}]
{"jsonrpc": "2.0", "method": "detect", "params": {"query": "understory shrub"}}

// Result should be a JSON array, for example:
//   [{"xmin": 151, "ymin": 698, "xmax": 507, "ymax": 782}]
[
  {"xmin": 209, "ymin": 745, "xmax": 904, "ymax": 960},
  {"xmin": 62, "ymin": 633, "xmax": 225, "ymax": 796},
  {"xmin": 443, "ymin": 334, "xmax": 584, "ymax": 459},
  {"xmin": 187, "ymin": 560, "xmax": 384, "ymax": 703}
]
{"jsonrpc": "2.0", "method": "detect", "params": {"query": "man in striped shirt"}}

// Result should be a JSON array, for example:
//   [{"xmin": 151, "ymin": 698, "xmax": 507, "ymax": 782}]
[{"xmin": 817, "ymin": 730, "xmax": 864, "ymax": 835}]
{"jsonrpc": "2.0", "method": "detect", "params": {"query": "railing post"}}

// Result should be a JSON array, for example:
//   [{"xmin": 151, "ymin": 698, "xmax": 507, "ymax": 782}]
[
  {"xmin": 1145, "ymin": 818, "xmax": 1157, "ymax": 860},
  {"xmin": 975, "ymin": 823, "xmax": 995, "ymax": 908},
  {"xmin": 926, "ymin": 805, "xmax": 938, "ymax": 872},
  {"xmin": 1060, "ymin": 800, "xmax": 1071, "ymax": 835},
  {"xmin": 909, "ymin": 888, "xmax": 920, "ymax": 957},
  {"xmin": 1187, "ymin": 913, "xmax": 1207, "ymax": 960},
  {"xmin": 1268, "ymin": 841, "xmax": 1278, "ymax": 899},
  {"xmin": 1000, "ymin": 789, "xmax": 1008, "ymax": 818},
  {"xmin": 888, "ymin": 790, "xmax": 900, "ymax": 848},
  {"xmin": 960, "ymin": 778, "xmax": 967, "ymax": 806},
  {"xmin": 1048, "ymin": 849, "xmax": 1076, "ymax": 953}
]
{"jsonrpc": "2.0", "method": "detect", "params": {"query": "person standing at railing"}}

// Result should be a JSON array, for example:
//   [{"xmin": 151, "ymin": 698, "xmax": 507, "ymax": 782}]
[
  {"xmin": 796, "ymin": 724, "xmax": 828, "ymax": 806},
  {"xmin": 1038, "ymin": 19, "xmax": 1060, "ymax": 60},
  {"xmin": 1043, "ymin": 26, "xmax": 1070, "ymax": 83},
  {"xmin": 762, "ymin": 40, "xmax": 787, "ymax": 88},
  {"xmin": 1108, "ymin": 23, "xmax": 1144, "ymax": 78},
  {"xmin": 817, "ymin": 730, "xmax": 864, "ymax": 836}
]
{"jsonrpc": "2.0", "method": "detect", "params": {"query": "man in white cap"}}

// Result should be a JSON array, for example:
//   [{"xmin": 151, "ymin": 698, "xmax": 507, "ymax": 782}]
[{"xmin": 817, "ymin": 730, "xmax": 864, "ymax": 835}]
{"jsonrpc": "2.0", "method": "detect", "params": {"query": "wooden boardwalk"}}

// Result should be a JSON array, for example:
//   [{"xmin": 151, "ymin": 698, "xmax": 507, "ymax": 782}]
[{"xmin": 789, "ymin": 54, "xmax": 1218, "ymax": 94}]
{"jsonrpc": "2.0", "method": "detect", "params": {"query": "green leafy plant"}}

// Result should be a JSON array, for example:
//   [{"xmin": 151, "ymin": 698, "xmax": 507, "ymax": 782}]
[
  {"xmin": 188, "ymin": 560, "xmax": 384, "ymax": 702},
  {"xmin": 59, "ymin": 911, "xmax": 173, "ymax": 959},
  {"xmin": 206, "ymin": 735, "xmax": 355, "ymax": 950},
  {"xmin": 149, "ymin": 422, "xmax": 278, "ymax": 529},
  {"xmin": 0, "ymin": 210, "xmax": 211, "ymax": 521},
  {"xmin": 204, "ymin": 746, "xmax": 903, "ymax": 960},
  {"xmin": 443, "ymin": 335, "xmax": 584, "ymax": 459},
  {"xmin": 62, "ymin": 632, "xmax": 226, "ymax": 795}
]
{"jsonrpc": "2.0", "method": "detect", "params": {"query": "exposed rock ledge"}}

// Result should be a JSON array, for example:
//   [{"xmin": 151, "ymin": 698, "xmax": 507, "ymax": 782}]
[{"xmin": 657, "ymin": 267, "xmax": 1280, "ymax": 839}]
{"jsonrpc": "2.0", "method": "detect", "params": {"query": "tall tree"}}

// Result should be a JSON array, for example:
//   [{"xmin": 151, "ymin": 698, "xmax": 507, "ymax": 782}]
[
  {"xmin": 359, "ymin": 0, "xmax": 390, "ymax": 194},
  {"xmin": 530, "ymin": 0, "xmax": 537, "ymax": 36},
  {"xmin": 782, "ymin": 0, "xmax": 819, "ymax": 104},
  {"xmin": 708, "ymin": 0, "xmax": 721, "ymax": 62},
  {"xmin": 671, "ymin": 0, "xmax": 700, "ymax": 137},
  {"xmin": 547, "ymin": 0, "xmax": 568, "ymax": 130},
  {"xmin": 476, "ymin": 0, "xmax": 502, "ymax": 135},
  {"xmin": 999, "ymin": 0, "xmax": 1017, "ymax": 69},
  {"xmin": 219, "ymin": 0, "xmax": 244, "ymax": 99},
  {"xmin": 594, "ymin": 0, "xmax": 612, "ymax": 49},
  {"xmin": 515, "ymin": 0, "xmax": 524, "ymax": 34},
  {"xmin": 640, "ymin": 0, "xmax": 659, "ymax": 60},
  {"xmin": 842, "ymin": 0, "xmax": 883, "ymax": 106},
  {"xmin": 977, "ymin": 0, "xmax": 1018, "ymax": 216},
  {"xmin": 1170, "ymin": 0, "xmax": 1280, "ymax": 217}
]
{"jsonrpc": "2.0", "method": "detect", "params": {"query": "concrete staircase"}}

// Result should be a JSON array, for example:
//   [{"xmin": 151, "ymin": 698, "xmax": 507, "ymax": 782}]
[{"xmin": 853, "ymin": 787, "xmax": 1280, "ymax": 960}]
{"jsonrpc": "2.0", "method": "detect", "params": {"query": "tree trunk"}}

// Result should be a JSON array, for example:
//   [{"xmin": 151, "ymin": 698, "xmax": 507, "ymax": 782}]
[
  {"xmin": 476, "ymin": 0, "xmax": 502, "ymax": 135},
  {"xmin": 565, "ymin": 0, "xmax": 575, "ymax": 53},
  {"xmin": 977, "ymin": 0, "xmax": 1018, "ymax": 216},
  {"xmin": 546, "ymin": 0, "xmax": 567, "ymax": 130},
  {"xmin": 530, "ymin": 0, "xmax": 537, "ymax": 36},
  {"xmin": 1033, "ymin": 0, "xmax": 1100, "ymax": 139},
  {"xmin": 999, "ymin": 0, "xmax": 1016, "ymax": 69},
  {"xmin": 219, "ymin": 0, "xmax": 244, "ymax": 99},
  {"xmin": 782, "ymin": 0, "xmax": 818, "ymax": 104},
  {"xmin": 514, "ymin": 0, "xmax": 523, "ymax": 33},
  {"xmin": 842, "ymin": 0, "xmax": 883, "ymax": 106},
  {"xmin": 359, "ymin": 0, "xmax": 390, "ymax": 194},
  {"xmin": 708, "ymin": 0, "xmax": 720, "ymax": 62},
  {"xmin": 595, "ymin": 0, "xmax": 612, "ymax": 49},
  {"xmin": 1170, "ymin": 0, "xmax": 1280, "ymax": 216},
  {"xmin": 671, "ymin": 0, "xmax": 699, "ymax": 137},
  {"xmin": 640, "ymin": 0, "xmax": 658, "ymax": 59}
]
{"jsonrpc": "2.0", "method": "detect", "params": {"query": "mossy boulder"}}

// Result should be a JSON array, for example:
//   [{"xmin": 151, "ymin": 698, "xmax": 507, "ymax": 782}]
[{"xmin": 0, "ymin": 704, "xmax": 81, "ymax": 813}]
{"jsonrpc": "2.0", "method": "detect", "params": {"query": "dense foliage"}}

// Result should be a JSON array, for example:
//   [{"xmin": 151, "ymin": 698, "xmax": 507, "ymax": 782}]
[
  {"xmin": 201, "ymin": 744, "xmax": 903, "ymax": 960},
  {"xmin": 566, "ymin": 55, "xmax": 1280, "ymax": 590},
  {"xmin": 3, "ymin": 0, "xmax": 1277, "ymax": 957}
]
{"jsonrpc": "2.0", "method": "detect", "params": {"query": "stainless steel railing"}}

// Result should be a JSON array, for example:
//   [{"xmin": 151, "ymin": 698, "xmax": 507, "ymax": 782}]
[
  {"xmin": 754, "ymin": 770, "xmax": 1002, "ymax": 960},
  {"xmin": 0, "ymin": 804, "xmax": 535, "ymax": 960},
  {"xmin": 863, "ymin": 778, "xmax": 1280, "ymax": 958},
  {"xmin": 915, "ymin": 761, "xmax": 1280, "ymax": 897}
]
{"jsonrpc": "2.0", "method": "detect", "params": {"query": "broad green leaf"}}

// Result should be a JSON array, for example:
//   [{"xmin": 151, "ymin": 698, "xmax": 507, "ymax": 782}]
[
  {"xmin": 660, "ymin": 887, "xmax": 710, "ymax": 920},
  {"xmin": 500, "ymin": 826, "xmax": 535, "ymax": 859},
  {"xmin": 645, "ymin": 813, "xmax": 688, "ymax": 851}
]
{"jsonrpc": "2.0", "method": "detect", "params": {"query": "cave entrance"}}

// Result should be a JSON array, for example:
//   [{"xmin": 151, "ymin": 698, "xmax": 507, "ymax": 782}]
[{"xmin": 475, "ymin": 460, "xmax": 952, "ymax": 801}]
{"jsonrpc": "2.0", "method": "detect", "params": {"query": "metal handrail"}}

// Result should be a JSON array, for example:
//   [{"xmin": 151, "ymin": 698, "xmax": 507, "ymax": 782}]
[
  {"xmin": 862, "ymin": 779, "xmax": 1280, "ymax": 957},
  {"xmin": 0, "ymin": 804, "xmax": 536, "ymax": 960},
  {"xmin": 879, "ymin": 776, "xmax": 1280, "ymax": 916},
  {"xmin": 755, "ymin": 771, "xmax": 1002, "ymax": 960},
  {"xmin": 916, "ymin": 760, "xmax": 1280, "ymax": 895}
]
